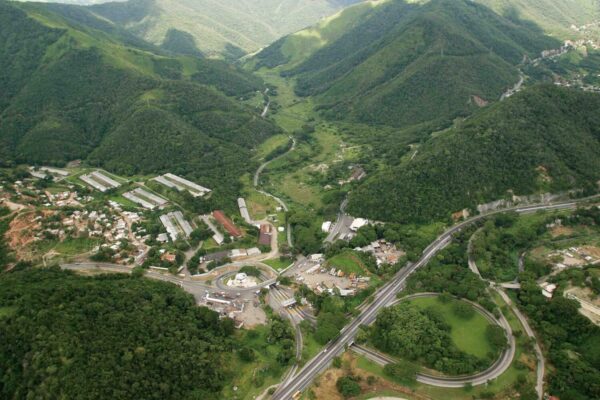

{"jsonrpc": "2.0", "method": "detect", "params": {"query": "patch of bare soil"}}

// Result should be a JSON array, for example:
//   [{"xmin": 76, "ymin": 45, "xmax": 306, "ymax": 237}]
[
  {"xmin": 550, "ymin": 226, "xmax": 575, "ymax": 238},
  {"xmin": 471, "ymin": 95, "xmax": 489, "ymax": 107},
  {"xmin": 311, "ymin": 353, "xmax": 428, "ymax": 400},
  {"xmin": 7, "ymin": 212, "xmax": 39, "ymax": 249},
  {"xmin": 581, "ymin": 245, "xmax": 600, "ymax": 259}
]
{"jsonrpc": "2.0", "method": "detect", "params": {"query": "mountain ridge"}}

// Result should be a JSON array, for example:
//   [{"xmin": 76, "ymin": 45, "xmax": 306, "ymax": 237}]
[
  {"xmin": 256, "ymin": 0, "xmax": 560, "ymax": 127},
  {"xmin": 0, "ymin": 0, "xmax": 279, "ymax": 204}
]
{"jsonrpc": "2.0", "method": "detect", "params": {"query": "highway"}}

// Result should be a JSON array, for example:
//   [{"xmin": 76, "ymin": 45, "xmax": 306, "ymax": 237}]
[
  {"xmin": 272, "ymin": 198, "xmax": 591, "ymax": 399},
  {"xmin": 325, "ymin": 198, "xmax": 353, "ymax": 243},
  {"xmin": 354, "ymin": 293, "xmax": 515, "ymax": 388}
]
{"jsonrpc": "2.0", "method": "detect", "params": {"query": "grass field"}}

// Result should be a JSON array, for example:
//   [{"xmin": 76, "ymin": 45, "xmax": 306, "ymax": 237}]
[
  {"xmin": 263, "ymin": 258, "xmax": 293, "ymax": 271},
  {"xmin": 407, "ymin": 296, "xmax": 493, "ymax": 359},
  {"xmin": 321, "ymin": 291, "xmax": 537, "ymax": 400},
  {"xmin": 300, "ymin": 329, "xmax": 323, "ymax": 367},
  {"xmin": 326, "ymin": 250, "xmax": 370, "ymax": 276},
  {"xmin": 30, "ymin": 237, "xmax": 101, "ymax": 258},
  {"xmin": 253, "ymin": 134, "xmax": 291, "ymax": 161}
]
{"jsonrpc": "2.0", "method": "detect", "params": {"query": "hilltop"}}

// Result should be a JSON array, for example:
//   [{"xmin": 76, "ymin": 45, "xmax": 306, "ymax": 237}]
[
  {"xmin": 0, "ymin": 0, "xmax": 279, "ymax": 203},
  {"xmin": 254, "ymin": 0, "xmax": 561, "ymax": 128}
]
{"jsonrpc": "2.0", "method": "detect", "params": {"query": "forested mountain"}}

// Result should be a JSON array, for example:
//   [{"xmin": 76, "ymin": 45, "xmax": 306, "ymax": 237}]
[
  {"xmin": 0, "ymin": 0, "xmax": 279, "ymax": 203},
  {"xmin": 0, "ymin": 268, "xmax": 236, "ymax": 399},
  {"xmin": 32, "ymin": 0, "xmax": 363, "ymax": 59},
  {"xmin": 348, "ymin": 85, "xmax": 600, "ymax": 223},
  {"xmin": 255, "ymin": 0, "xmax": 560, "ymax": 127}
]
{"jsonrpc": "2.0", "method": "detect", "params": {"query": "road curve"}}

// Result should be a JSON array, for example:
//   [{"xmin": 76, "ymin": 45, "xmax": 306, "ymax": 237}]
[
  {"xmin": 253, "ymin": 137, "xmax": 296, "ymax": 247},
  {"xmin": 271, "ymin": 197, "xmax": 596, "ymax": 400},
  {"xmin": 359, "ymin": 293, "xmax": 516, "ymax": 388},
  {"xmin": 495, "ymin": 287, "xmax": 545, "ymax": 400}
]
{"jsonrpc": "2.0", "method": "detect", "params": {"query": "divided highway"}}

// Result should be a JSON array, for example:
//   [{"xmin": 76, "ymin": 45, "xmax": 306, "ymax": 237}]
[{"xmin": 272, "ymin": 198, "xmax": 590, "ymax": 399}]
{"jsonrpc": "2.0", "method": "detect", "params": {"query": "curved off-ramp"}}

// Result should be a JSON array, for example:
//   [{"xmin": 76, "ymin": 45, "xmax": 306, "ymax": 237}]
[{"xmin": 353, "ymin": 292, "xmax": 515, "ymax": 388}]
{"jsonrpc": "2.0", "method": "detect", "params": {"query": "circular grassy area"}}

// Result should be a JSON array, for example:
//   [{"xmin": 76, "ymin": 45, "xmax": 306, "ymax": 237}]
[{"xmin": 406, "ymin": 296, "xmax": 494, "ymax": 359}]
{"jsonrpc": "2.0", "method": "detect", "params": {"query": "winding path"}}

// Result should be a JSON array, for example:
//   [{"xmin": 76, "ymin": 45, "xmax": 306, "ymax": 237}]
[
  {"xmin": 253, "ymin": 137, "xmax": 296, "ymax": 247},
  {"xmin": 468, "ymin": 232, "xmax": 545, "ymax": 399}
]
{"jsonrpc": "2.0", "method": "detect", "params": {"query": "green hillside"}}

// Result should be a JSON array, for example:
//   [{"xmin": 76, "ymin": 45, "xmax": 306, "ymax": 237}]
[
  {"xmin": 0, "ymin": 0, "xmax": 279, "ymax": 203},
  {"xmin": 479, "ymin": 0, "xmax": 599, "ymax": 38},
  {"xmin": 256, "ymin": 0, "xmax": 560, "ymax": 128},
  {"xmin": 347, "ymin": 85, "xmax": 600, "ymax": 223},
  {"xmin": 74, "ymin": 0, "xmax": 363, "ymax": 59}
]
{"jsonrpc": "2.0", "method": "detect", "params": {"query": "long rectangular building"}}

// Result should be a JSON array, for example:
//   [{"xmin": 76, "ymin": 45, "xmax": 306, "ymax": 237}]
[
  {"xmin": 133, "ymin": 188, "xmax": 168, "ymax": 207},
  {"xmin": 237, "ymin": 198, "xmax": 252, "ymax": 224},
  {"xmin": 80, "ymin": 171, "xmax": 121, "ymax": 192},
  {"xmin": 160, "ymin": 214, "xmax": 180, "ymax": 241},
  {"xmin": 153, "ymin": 173, "xmax": 211, "ymax": 197},
  {"xmin": 80, "ymin": 174, "xmax": 108, "ymax": 192},
  {"xmin": 159, "ymin": 211, "xmax": 194, "ymax": 241},
  {"xmin": 213, "ymin": 210, "xmax": 242, "ymax": 237},
  {"xmin": 124, "ymin": 192, "xmax": 155, "ymax": 210},
  {"xmin": 172, "ymin": 211, "xmax": 193, "ymax": 237},
  {"xmin": 201, "ymin": 215, "xmax": 224, "ymax": 245},
  {"xmin": 90, "ymin": 171, "xmax": 121, "ymax": 189},
  {"xmin": 153, "ymin": 175, "xmax": 184, "ymax": 191}
]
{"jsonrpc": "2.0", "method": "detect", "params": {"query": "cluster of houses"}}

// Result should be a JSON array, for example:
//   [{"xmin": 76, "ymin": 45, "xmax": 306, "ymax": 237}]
[
  {"xmin": 355, "ymin": 239, "xmax": 405, "ymax": 267},
  {"xmin": 295, "ymin": 253, "xmax": 371, "ymax": 297}
]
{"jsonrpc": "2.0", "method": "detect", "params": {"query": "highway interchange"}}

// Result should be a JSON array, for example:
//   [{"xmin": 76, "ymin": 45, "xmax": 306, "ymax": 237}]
[
  {"xmin": 61, "ymin": 195, "xmax": 596, "ymax": 400},
  {"xmin": 271, "ymin": 199, "xmax": 588, "ymax": 400}
]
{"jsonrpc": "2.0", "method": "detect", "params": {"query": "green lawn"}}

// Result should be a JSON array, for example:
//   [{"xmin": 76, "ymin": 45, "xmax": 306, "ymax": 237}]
[
  {"xmin": 349, "ymin": 292, "xmax": 537, "ymax": 400},
  {"xmin": 407, "ymin": 297, "xmax": 493, "ymax": 359},
  {"xmin": 53, "ymin": 237, "xmax": 102, "ymax": 256},
  {"xmin": 263, "ymin": 258, "xmax": 293, "ymax": 271},
  {"xmin": 31, "ymin": 237, "xmax": 101, "ymax": 258}
]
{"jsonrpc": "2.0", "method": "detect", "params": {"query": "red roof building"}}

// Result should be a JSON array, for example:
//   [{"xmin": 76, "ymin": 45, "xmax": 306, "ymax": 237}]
[{"xmin": 213, "ymin": 210, "xmax": 242, "ymax": 237}]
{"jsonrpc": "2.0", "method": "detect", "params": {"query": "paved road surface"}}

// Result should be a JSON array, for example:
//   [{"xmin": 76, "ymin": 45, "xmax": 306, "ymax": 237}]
[
  {"xmin": 272, "ymin": 198, "xmax": 591, "ymax": 400},
  {"xmin": 354, "ymin": 293, "xmax": 515, "ymax": 388},
  {"xmin": 325, "ymin": 198, "xmax": 353, "ymax": 243},
  {"xmin": 495, "ymin": 288, "xmax": 545, "ymax": 399},
  {"xmin": 61, "ymin": 262, "xmax": 214, "ymax": 302}
]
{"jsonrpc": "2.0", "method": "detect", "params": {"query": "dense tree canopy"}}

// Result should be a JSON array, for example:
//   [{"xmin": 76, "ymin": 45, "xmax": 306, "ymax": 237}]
[
  {"xmin": 0, "ymin": 268, "xmax": 236, "ymax": 400},
  {"xmin": 349, "ymin": 85, "xmax": 600, "ymax": 223},
  {"xmin": 372, "ymin": 302, "xmax": 491, "ymax": 375}
]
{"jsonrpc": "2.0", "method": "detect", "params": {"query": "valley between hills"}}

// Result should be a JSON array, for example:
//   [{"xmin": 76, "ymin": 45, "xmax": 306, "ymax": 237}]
[{"xmin": 1, "ymin": 1, "xmax": 600, "ymax": 400}]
